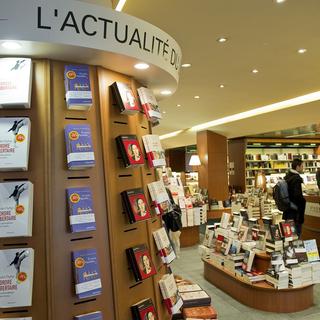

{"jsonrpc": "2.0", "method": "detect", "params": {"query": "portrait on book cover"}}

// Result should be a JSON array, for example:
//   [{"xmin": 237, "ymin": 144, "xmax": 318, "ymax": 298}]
[
  {"xmin": 135, "ymin": 250, "xmax": 155, "ymax": 279},
  {"xmin": 128, "ymin": 194, "xmax": 151, "ymax": 220}
]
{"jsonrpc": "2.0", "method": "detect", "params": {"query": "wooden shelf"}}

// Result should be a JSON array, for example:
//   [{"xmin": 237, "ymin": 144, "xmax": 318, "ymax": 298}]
[
  {"xmin": 203, "ymin": 259, "xmax": 314, "ymax": 313},
  {"xmin": 180, "ymin": 226, "xmax": 199, "ymax": 248},
  {"xmin": 207, "ymin": 208, "xmax": 232, "ymax": 219}
]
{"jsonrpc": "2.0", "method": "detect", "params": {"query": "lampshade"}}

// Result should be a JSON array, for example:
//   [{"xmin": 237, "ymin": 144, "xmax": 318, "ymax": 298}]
[{"xmin": 189, "ymin": 154, "xmax": 201, "ymax": 166}]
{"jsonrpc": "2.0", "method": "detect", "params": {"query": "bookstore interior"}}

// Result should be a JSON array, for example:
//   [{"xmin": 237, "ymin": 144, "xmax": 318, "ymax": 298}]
[{"xmin": 1, "ymin": 0, "xmax": 320, "ymax": 320}]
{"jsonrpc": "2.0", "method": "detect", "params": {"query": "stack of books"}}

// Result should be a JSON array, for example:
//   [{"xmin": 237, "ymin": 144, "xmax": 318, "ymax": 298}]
[
  {"xmin": 116, "ymin": 135, "xmax": 144, "ymax": 168},
  {"xmin": 131, "ymin": 298, "xmax": 157, "ymax": 320},
  {"xmin": 180, "ymin": 290, "xmax": 211, "ymax": 308},
  {"xmin": 266, "ymin": 270, "xmax": 289, "ymax": 289},
  {"xmin": 182, "ymin": 306, "xmax": 217, "ymax": 319},
  {"xmin": 153, "ymin": 227, "xmax": 176, "ymax": 264},
  {"xmin": 243, "ymin": 270, "xmax": 266, "ymax": 284},
  {"xmin": 301, "ymin": 264, "xmax": 313, "ymax": 286},
  {"xmin": 286, "ymin": 265, "xmax": 303, "ymax": 288},
  {"xmin": 311, "ymin": 262, "xmax": 320, "ymax": 284},
  {"xmin": 224, "ymin": 254, "xmax": 244, "ymax": 273}
]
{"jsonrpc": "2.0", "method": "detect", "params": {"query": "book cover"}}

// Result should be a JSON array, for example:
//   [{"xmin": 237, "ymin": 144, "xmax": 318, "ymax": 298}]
[
  {"xmin": 147, "ymin": 181, "xmax": 171, "ymax": 215},
  {"xmin": 64, "ymin": 64, "xmax": 92, "ymax": 110},
  {"xmin": 283, "ymin": 241, "xmax": 298, "ymax": 265},
  {"xmin": 116, "ymin": 135, "xmax": 144, "ymax": 167},
  {"xmin": 177, "ymin": 284, "xmax": 202, "ymax": 293},
  {"xmin": 153, "ymin": 227, "xmax": 176, "ymax": 264},
  {"xmin": 0, "ymin": 248, "xmax": 34, "ymax": 308},
  {"xmin": 74, "ymin": 311, "xmax": 102, "ymax": 320},
  {"xmin": 182, "ymin": 306, "xmax": 217, "ymax": 319},
  {"xmin": 0, "ymin": 58, "xmax": 32, "ymax": 109},
  {"xmin": 242, "ymin": 250, "xmax": 255, "ymax": 272},
  {"xmin": 293, "ymin": 239, "xmax": 308, "ymax": 263},
  {"xmin": 131, "ymin": 298, "xmax": 157, "ymax": 320},
  {"xmin": 180, "ymin": 290, "xmax": 211, "ymax": 307},
  {"xmin": 251, "ymin": 227, "xmax": 259, "ymax": 241},
  {"xmin": 280, "ymin": 222, "xmax": 293, "ymax": 240},
  {"xmin": 271, "ymin": 251, "xmax": 286, "ymax": 273},
  {"xmin": 72, "ymin": 248, "xmax": 102, "ymax": 299},
  {"xmin": 137, "ymin": 87, "xmax": 162, "ymax": 122},
  {"xmin": 270, "ymin": 224, "xmax": 282, "ymax": 241},
  {"xmin": 67, "ymin": 187, "xmax": 96, "ymax": 233},
  {"xmin": 121, "ymin": 188, "xmax": 151, "ymax": 223},
  {"xmin": 0, "ymin": 181, "xmax": 33, "ymax": 237},
  {"xmin": 238, "ymin": 225, "xmax": 249, "ymax": 242},
  {"xmin": 142, "ymin": 135, "xmax": 166, "ymax": 168},
  {"xmin": 220, "ymin": 212, "xmax": 230, "ymax": 229},
  {"xmin": 0, "ymin": 118, "xmax": 31, "ymax": 171},
  {"xmin": 127, "ymin": 244, "xmax": 156, "ymax": 282},
  {"xmin": 304, "ymin": 239, "xmax": 320, "ymax": 262},
  {"xmin": 64, "ymin": 124, "xmax": 95, "ymax": 170},
  {"xmin": 111, "ymin": 82, "xmax": 140, "ymax": 114}
]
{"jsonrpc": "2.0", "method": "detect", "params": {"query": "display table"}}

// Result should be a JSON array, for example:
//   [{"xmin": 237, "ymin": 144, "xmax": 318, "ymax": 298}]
[
  {"xmin": 203, "ymin": 259, "xmax": 314, "ymax": 313},
  {"xmin": 303, "ymin": 195, "xmax": 320, "ymax": 248},
  {"xmin": 180, "ymin": 226, "xmax": 200, "ymax": 247}
]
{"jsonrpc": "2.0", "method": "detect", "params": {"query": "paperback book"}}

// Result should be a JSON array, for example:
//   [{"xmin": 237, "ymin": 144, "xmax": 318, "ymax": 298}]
[
  {"xmin": 304, "ymin": 239, "xmax": 320, "ymax": 262},
  {"xmin": 180, "ymin": 290, "xmax": 211, "ymax": 308},
  {"xmin": 0, "ymin": 181, "xmax": 33, "ymax": 237},
  {"xmin": 283, "ymin": 241, "xmax": 298, "ymax": 266},
  {"xmin": 64, "ymin": 64, "xmax": 92, "ymax": 110},
  {"xmin": 147, "ymin": 181, "xmax": 171, "ymax": 215},
  {"xmin": 67, "ymin": 187, "xmax": 96, "ymax": 233},
  {"xmin": 111, "ymin": 82, "xmax": 140, "ymax": 114},
  {"xmin": 242, "ymin": 249, "xmax": 255, "ymax": 272},
  {"xmin": 142, "ymin": 135, "xmax": 166, "ymax": 168},
  {"xmin": 153, "ymin": 227, "xmax": 176, "ymax": 264},
  {"xmin": 74, "ymin": 311, "xmax": 102, "ymax": 320},
  {"xmin": 137, "ymin": 87, "xmax": 162, "ymax": 123},
  {"xmin": 121, "ymin": 188, "xmax": 151, "ymax": 223},
  {"xmin": 126, "ymin": 244, "xmax": 156, "ymax": 282},
  {"xmin": 0, "ymin": 58, "xmax": 32, "ymax": 109},
  {"xmin": 131, "ymin": 298, "xmax": 158, "ymax": 320},
  {"xmin": 116, "ymin": 135, "xmax": 144, "ymax": 167},
  {"xmin": 72, "ymin": 248, "xmax": 102, "ymax": 299},
  {"xmin": 293, "ymin": 239, "xmax": 308, "ymax": 263},
  {"xmin": 0, "ymin": 117, "xmax": 31, "ymax": 171},
  {"xmin": 280, "ymin": 221, "xmax": 293, "ymax": 241},
  {"xmin": 65, "ymin": 124, "xmax": 95, "ymax": 170},
  {"xmin": 182, "ymin": 306, "xmax": 217, "ymax": 319},
  {"xmin": 270, "ymin": 224, "xmax": 282, "ymax": 241},
  {"xmin": 0, "ymin": 248, "xmax": 34, "ymax": 308}
]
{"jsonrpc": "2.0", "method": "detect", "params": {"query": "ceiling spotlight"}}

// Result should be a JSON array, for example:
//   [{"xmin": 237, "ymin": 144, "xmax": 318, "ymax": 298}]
[
  {"xmin": 252, "ymin": 69, "xmax": 259, "ymax": 74},
  {"xmin": 161, "ymin": 90, "xmax": 172, "ymax": 95},
  {"xmin": 217, "ymin": 37, "xmax": 228, "ymax": 43},
  {"xmin": 177, "ymin": 104, "xmax": 181, "ymax": 107},
  {"xmin": 275, "ymin": 0, "xmax": 286, "ymax": 3},
  {"xmin": 1, "ymin": 41, "xmax": 22, "ymax": 49},
  {"xmin": 275, "ymin": 143, "xmax": 282, "ymax": 146},
  {"xmin": 194, "ymin": 96, "xmax": 200, "ymax": 99},
  {"xmin": 162, "ymin": 111, "xmax": 167, "ymax": 114},
  {"xmin": 134, "ymin": 63, "xmax": 149, "ymax": 70},
  {"xmin": 298, "ymin": 48, "xmax": 307, "ymax": 54},
  {"xmin": 181, "ymin": 63, "xmax": 192, "ymax": 68},
  {"xmin": 293, "ymin": 143, "xmax": 300, "ymax": 146},
  {"xmin": 310, "ymin": 143, "xmax": 317, "ymax": 146},
  {"xmin": 219, "ymin": 84, "xmax": 225, "ymax": 88}
]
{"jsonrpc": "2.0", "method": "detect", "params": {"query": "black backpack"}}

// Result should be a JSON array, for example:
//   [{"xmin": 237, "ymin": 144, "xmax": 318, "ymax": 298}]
[{"xmin": 273, "ymin": 179, "xmax": 298, "ymax": 212}]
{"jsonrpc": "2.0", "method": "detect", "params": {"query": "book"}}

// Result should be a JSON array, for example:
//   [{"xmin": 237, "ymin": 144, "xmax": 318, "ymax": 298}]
[
  {"xmin": 74, "ymin": 311, "xmax": 102, "ymax": 320},
  {"xmin": 0, "ymin": 181, "xmax": 33, "ymax": 237},
  {"xmin": 137, "ymin": 87, "xmax": 162, "ymax": 123},
  {"xmin": 182, "ymin": 306, "xmax": 217, "ymax": 319},
  {"xmin": 283, "ymin": 241, "xmax": 298, "ymax": 266},
  {"xmin": 121, "ymin": 188, "xmax": 151, "ymax": 223},
  {"xmin": 111, "ymin": 82, "xmax": 140, "ymax": 114},
  {"xmin": 142, "ymin": 135, "xmax": 166, "ymax": 168},
  {"xmin": 238, "ymin": 225, "xmax": 249, "ymax": 242},
  {"xmin": 64, "ymin": 124, "xmax": 95, "ymax": 170},
  {"xmin": 220, "ymin": 212, "xmax": 230, "ymax": 229},
  {"xmin": 64, "ymin": 64, "xmax": 92, "ymax": 110},
  {"xmin": 251, "ymin": 227, "xmax": 259, "ymax": 241},
  {"xmin": 231, "ymin": 214, "xmax": 243, "ymax": 232},
  {"xmin": 0, "ymin": 117, "xmax": 31, "ymax": 171},
  {"xmin": 147, "ymin": 181, "xmax": 171, "ymax": 215},
  {"xmin": 0, "ymin": 248, "xmax": 34, "ymax": 307},
  {"xmin": 0, "ymin": 58, "xmax": 32, "ymax": 109},
  {"xmin": 220, "ymin": 237, "xmax": 232, "ymax": 256},
  {"xmin": 72, "ymin": 248, "xmax": 102, "ymax": 299},
  {"xmin": 177, "ymin": 284, "xmax": 202, "ymax": 293},
  {"xmin": 116, "ymin": 135, "xmax": 144, "ymax": 168},
  {"xmin": 304, "ymin": 239, "xmax": 320, "ymax": 262},
  {"xmin": 270, "ymin": 224, "xmax": 282, "ymax": 241},
  {"xmin": 242, "ymin": 250, "xmax": 255, "ymax": 272},
  {"xmin": 293, "ymin": 239, "xmax": 308, "ymax": 263},
  {"xmin": 153, "ymin": 227, "xmax": 176, "ymax": 264},
  {"xmin": 131, "ymin": 298, "xmax": 157, "ymax": 320},
  {"xmin": 180, "ymin": 290, "xmax": 211, "ymax": 308},
  {"xmin": 270, "ymin": 251, "xmax": 286, "ymax": 273},
  {"xmin": 126, "ymin": 244, "xmax": 156, "ymax": 282},
  {"xmin": 66, "ymin": 187, "xmax": 96, "ymax": 233},
  {"xmin": 280, "ymin": 221, "xmax": 293, "ymax": 240},
  {"xmin": 256, "ymin": 230, "xmax": 266, "ymax": 251}
]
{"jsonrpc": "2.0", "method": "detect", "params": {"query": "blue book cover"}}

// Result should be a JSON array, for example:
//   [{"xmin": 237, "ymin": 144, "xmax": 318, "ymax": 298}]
[
  {"xmin": 72, "ymin": 248, "xmax": 102, "ymax": 299},
  {"xmin": 64, "ymin": 64, "xmax": 92, "ymax": 110},
  {"xmin": 67, "ymin": 187, "xmax": 96, "ymax": 233},
  {"xmin": 74, "ymin": 311, "xmax": 103, "ymax": 320},
  {"xmin": 65, "ymin": 124, "xmax": 95, "ymax": 170}
]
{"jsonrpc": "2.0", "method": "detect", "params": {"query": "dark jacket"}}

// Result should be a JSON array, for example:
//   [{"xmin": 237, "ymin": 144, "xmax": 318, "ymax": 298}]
[{"xmin": 283, "ymin": 170, "xmax": 306, "ymax": 224}]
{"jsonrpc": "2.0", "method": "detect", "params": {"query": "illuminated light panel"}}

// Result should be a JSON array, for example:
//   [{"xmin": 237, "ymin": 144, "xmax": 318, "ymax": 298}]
[
  {"xmin": 194, "ymin": 95, "xmax": 200, "ymax": 99},
  {"xmin": 159, "ymin": 130, "xmax": 184, "ymax": 140},
  {"xmin": 161, "ymin": 90, "xmax": 172, "ymax": 95},
  {"xmin": 1, "ymin": 41, "xmax": 22, "ymax": 49},
  {"xmin": 252, "ymin": 69, "xmax": 259, "ymax": 74},
  {"xmin": 134, "ymin": 63, "xmax": 149, "ymax": 70},
  {"xmin": 181, "ymin": 63, "xmax": 192, "ymax": 68},
  {"xmin": 298, "ymin": 48, "xmax": 307, "ymax": 54},
  {"xmin": 217, "ymin": 37, "xmax": 228, "ymax": 43},
  {"xmin": 115, "ymin": 0, "xmax": 127, "ymax": 11}
]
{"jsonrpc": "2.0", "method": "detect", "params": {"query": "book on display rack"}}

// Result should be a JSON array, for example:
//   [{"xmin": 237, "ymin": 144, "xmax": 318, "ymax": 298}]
[
  {"xmin": 66, "ymin": 187, "xmax": 96, "ymax": 233},
  {"xmin": 111, "ymin": 81, "xmax": 140, "ymax": 114},
  {"xmin": 116, "ymin": 135, "xmax": 145, "ymax": 167},
  {"xmin": 137, "ymin": 87, "xmax": 162, "ymax": 123},
  {"xmin": 142, "ymin": 134, "xmax": 166, "ymax": 168},
  {"xmin": 64, "ymin": 64, "xmax": 92, "ymax": 110},
  {"xmin": 0, "ymin": 181, "xmax": 33, "ymax": 237},
  {"xmin": 0, "ymin": 57, "xmax": 33, "ymax": 109},
  {"xmin": 0, "ymin": 248, "xmax": 34, "ymax": 308},
  {"xmin": 72, "ymin": 248, "xmax": 102, "ymax": 299},
  {"xmin": 153, "ymin": 227, "xmax": 176, "ymax": 264},
  {"xmin": 0, "ymin": 117, "xmax": 31, "ymax": 171},
  {"xmin": 131, "ymin": 298, "xmax": 158, "ymax": 320},
  {"xmin": 147, "ymin": 180, "xmax": 171, "ymax": 215},
  {"xmin": 121, "ymin": 188, "xmax": 152, "ymax": 224},
  {"xmin": 64, "ymin": 124, "xmax": 95, "ymax": 170},
  {"xmin": 182, "ymin": 305, "xmax": 218, "ymax": 319},
  {"xmin": 74, "ymin": 311, "xmax": 103, "ymax": 320}
]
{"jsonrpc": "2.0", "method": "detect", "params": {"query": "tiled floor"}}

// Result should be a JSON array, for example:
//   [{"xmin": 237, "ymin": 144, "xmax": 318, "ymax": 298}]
[{"xmin": 171, "ymin": 246, "xmax": 320, "ymax": 320}]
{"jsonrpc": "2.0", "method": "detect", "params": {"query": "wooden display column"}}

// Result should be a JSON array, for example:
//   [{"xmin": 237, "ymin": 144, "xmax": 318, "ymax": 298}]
[{"xmin": 197, "ymin": 130, "xmax": 229, "ymax": 217}]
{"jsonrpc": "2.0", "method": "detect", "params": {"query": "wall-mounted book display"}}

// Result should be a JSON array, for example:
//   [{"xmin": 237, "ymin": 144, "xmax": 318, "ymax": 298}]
[
  {"xmin": 0, "ymin": 58, "xmax": 33, "ymax": 109},
  {"xmin": 137, "ymin": 87, "xmax": 162, "ymax": 123},
  {"xmin": 131, "ymin": 298, "xmax": 157, "ymax": 320},
  {"xmin": 0, "ymin": 117, "xmax": 31, "ymax": 171},
  {"xmin": 116, "ymin": 135, "xmax": 145, "ymax": 167},
  {"xmin": 0, "ymin": 181, "xmax": 33, "ymax": 237},
  {"xmin": 64, "ymin": 64, "xmax": 92, "ymax": 111}
]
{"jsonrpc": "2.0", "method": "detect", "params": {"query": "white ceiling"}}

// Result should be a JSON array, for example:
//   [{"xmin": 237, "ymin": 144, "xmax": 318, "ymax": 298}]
[{"xmin": 123, "ymin": 0, "xmax": 320, "ymax": 148}]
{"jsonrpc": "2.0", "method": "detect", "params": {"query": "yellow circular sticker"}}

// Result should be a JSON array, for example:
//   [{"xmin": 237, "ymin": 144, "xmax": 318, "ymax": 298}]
[
  {"xmin": 75, "ymin": 257, "xmax": 85, "ymax": 268},
  {"xmin": 17, "ymin": 272, "xmax": 27, "ymax": 283},
  {"xmin": 16, "ymin": 134, "xmax": 25, "ymax": 143},
  {"xmin": 70, "ymin": 193, "xmax": 80, "ymax": 203},
  {"xmin": 69, "ymin": 131, "xmax": 79, "ymax": 141},
  {"xmin": 15, "ymin": 205, "xmax": 25, "ymax": 215},
  {"xmin": 66, "ymin": 70, "xmax": 77, "ymax": 79}
]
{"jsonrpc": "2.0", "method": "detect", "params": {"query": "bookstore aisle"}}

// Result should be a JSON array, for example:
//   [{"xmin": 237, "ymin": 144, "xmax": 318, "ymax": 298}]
[{"xmin": 171, "ymin": 246, "xmax": 320, "ymax": 320}]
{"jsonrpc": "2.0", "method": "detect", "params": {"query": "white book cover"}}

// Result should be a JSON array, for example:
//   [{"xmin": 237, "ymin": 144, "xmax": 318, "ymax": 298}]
[
  {"xmin": 153, "ymin": 227, "xmax": 176, "ymax": 264},
  {"xmin": 193, "ymin": 207, "xmax": 201, "ymax": 226},
  {"xmin": 0, "ymin": 248, "xmax": 34, "ymax": 308},
  {"xmin": 180, "ymin": 290, "xmax": 210, "ymax": 300},
  {"xmin": 304, "ymin": 239, "xmax": 320, "ymax": 262},
  {"xmin": 220, "ymin": 212, "xmax": 230, "ymax": 229},
  {"xmin": 0, "ymin": 181, "xmax": 33, "ymax": 237},
  {"xmin": 0, "ymin": 58, "xmax": 32, "ymax": 109},
  {"xmin": 142, "ymin": 135, "xmax": 166, "ymax": 167},
  {"xmin": 178, "ymin": 284, "xmax": 202, "ymax": 293},
  {"xmin": 0, "ymin": 118, "xmax": 31, "ymax": 171},
  {"xmin": 137, "ymin": 87, "xmax": 162, "ymax": 119}
]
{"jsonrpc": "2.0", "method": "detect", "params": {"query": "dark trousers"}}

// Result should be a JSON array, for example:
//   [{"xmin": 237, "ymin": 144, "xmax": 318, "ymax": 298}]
[{"xmin": 295, "ymin": 223, "xmax": 302, "ymax": 238}]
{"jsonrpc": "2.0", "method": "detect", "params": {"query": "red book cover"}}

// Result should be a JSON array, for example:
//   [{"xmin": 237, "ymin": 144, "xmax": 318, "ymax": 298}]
[
  {"xmin": 117, "ymin": 135, "xmax": 145, "ymax": 167},
  {"xmin": 131, "ymin": 298, "xmax": 157, "ymax": 320},
  {"xmin": 280, "ymin": 222, "xmax": 293, "ymax": 238},
  {"xmin": 132, "ymin": 244, "xmax": 156, "ymax": 280},
  {"xmin": 111, "ymin": 82, "xmax": 140, "ymax": 114}
]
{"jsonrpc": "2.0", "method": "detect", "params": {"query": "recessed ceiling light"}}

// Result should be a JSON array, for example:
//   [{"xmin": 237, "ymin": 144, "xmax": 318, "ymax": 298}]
[
  {"xmin": 275, "ymin": 143, "xmax": 282, "ymax": 146},
  {"xmin": 134, "ymin": 63, "xmax": 149, "ymax": 70},
  {"xmin": 177, "ymin": 104, "xmax": 181, "ymax": 107},
  {"xmin": 219, "ymin": 84, "xmax": 225, "ymax": 88},
  {"xmin": 194, "ymin": 96, "xmax": 200, "ymax": 99},
  {"xmin": 252, "ymin": 69, "xmax": 259, "ymax": 74},
  {"xmin": 293, "ymin": 143, "xmax": 300, "ymax": 146},
  {"xmin": 310, "ymin": 143, "xmax": 317, "ymax": 146},
  {"xmin": 162, "ymin": 111, "xmax": 167, "ymax": 114},
  {"xmin": 217, "ymin": 37, "xmax": 228, "ymax": 43},
  {"xmin": 298, "ymin": 48, "xmax": 307, "ymax": 54},
  {"xmin": 275, "ymin": 0, "xmax": 286, "ymax": 3},
  {"xmin": 115, "ymin": 0, "xmax": 127, "ymax": 11},
  {"xmin": 181, "ymin": 63, "xmax": 192, "ymax": 68},
  {"xmin": 1, "ymin": 41, "xmax": 22, "ymax": 49},
  {"xmin": 161, "ymin": 90, "xmax": 172, "ymax": 95}
]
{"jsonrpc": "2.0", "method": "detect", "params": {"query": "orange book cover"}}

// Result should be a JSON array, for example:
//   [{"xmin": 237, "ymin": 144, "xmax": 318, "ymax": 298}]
[{"xmin": 183, "ymin": 306, "xmax": 217, "ymax": 319}]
